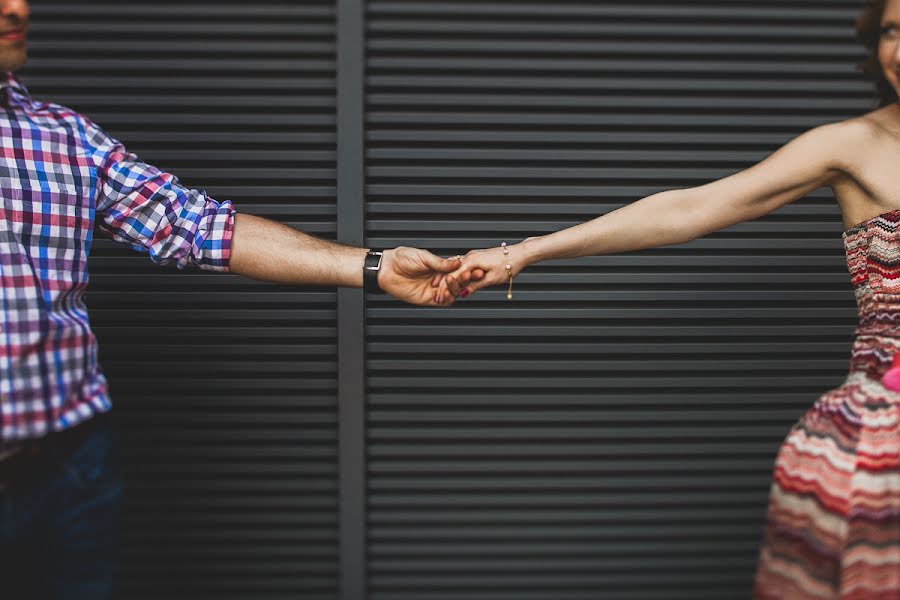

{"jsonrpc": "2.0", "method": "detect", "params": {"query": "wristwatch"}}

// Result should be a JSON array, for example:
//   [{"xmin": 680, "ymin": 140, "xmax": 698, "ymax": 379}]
[{"xmin": 363, "ymin": 249, "xmax": 385, "ymax": 293}]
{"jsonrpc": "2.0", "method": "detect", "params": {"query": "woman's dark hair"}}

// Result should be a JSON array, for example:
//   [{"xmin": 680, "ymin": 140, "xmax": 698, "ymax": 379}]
[{"xmin": 857, "ymin": 0, "xmax": 898, "ymax": 106}]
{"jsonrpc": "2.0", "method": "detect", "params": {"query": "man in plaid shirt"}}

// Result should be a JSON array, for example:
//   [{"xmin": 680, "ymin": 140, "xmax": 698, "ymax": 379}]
[{"xmin": 0, "ymin": 1, "xmax": 470, "ymax": 597}]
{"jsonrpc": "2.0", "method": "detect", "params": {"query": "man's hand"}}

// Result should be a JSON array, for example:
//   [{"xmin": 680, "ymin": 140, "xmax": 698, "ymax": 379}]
[{"xmin": 378, "ymin": 247, "xmax": 464, "ymax": 306}]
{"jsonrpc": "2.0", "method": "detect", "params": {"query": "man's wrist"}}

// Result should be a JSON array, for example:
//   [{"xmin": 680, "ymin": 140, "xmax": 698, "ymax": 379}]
[{"xmin": 363, "ymin": 248, "xmax": 386, "ymax": 293}]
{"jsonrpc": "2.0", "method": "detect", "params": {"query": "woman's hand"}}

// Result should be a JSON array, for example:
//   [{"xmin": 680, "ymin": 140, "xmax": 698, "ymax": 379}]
[{"xmin": 437, "ymin": 243, "xmax": 530, "ymax": 304}]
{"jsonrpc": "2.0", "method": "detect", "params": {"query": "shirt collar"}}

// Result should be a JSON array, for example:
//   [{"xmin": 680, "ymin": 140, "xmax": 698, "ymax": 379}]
[{"xmin": 0, "ymin": 72, "xmax": 32, "ymax": 102}]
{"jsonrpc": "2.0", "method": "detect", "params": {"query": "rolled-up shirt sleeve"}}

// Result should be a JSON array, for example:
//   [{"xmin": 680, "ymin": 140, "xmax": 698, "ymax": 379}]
[{"xmin": 82, "ymin": 117, "xmax": 236, "ymax": 272}]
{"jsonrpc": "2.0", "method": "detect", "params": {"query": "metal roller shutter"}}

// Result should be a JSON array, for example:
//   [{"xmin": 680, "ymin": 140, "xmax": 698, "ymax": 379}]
[
  {"xmin": 14, "ymin": 0, "xmax": 877, "ymax": 598},
  {"xmin": 23, "ymin": 2, "xmax": 339, "ymax": 598},
  {"xmin": 365, "ymin": 1, "xmax": 869, "ymax": 598}
]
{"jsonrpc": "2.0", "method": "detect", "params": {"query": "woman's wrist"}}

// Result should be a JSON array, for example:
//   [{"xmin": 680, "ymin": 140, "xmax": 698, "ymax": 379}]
[{"xmin": 513, "ymin": 236, "xmax": 544, "ymax": 272}]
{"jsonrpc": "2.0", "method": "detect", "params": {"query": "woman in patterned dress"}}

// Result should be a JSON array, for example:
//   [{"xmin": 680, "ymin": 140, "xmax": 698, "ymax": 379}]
[{"xmin": 439, "ymin": 1, "xmax": 900, "ymax": 597}]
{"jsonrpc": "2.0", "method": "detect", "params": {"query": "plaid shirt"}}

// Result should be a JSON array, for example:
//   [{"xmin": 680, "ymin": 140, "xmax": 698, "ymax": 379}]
[{"xmin": 0, "ymin": 73, "xmax": 236, "ymax": 447}]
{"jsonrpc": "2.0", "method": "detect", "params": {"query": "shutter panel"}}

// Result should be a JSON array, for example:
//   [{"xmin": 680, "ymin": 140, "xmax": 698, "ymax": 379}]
[
  {"xmin": 24, "ymin": 2, "xmax": 338, "ymax": 598},
  {"xmin": 365, "ymin": 1, "xmax": 868, "ymax": 598}
]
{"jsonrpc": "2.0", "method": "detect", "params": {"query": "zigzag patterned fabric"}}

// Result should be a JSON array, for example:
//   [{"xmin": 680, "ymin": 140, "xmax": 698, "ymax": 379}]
[{"xmin": 753, "ymin": 210, "xmax": 900, "ymax": 599}]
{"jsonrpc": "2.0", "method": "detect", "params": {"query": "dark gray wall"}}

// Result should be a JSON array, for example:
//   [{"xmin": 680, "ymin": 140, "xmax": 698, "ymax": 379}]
[
  {"xmin": 364, "ymin": 1, "xmax": 868, "ymax": 599},
  {"xmin": 25, "ymin": 2, "xmax": 339, "ymax": 599},
  {"xmin": 23, "ymin": 1, "xmax": 870, "ymax": 599}
]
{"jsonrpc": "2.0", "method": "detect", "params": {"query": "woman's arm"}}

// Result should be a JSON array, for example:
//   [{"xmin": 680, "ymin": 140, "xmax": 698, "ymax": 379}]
[{"xmin": 441, "ymin": 120, "xmax": 865, "ymax": 302}]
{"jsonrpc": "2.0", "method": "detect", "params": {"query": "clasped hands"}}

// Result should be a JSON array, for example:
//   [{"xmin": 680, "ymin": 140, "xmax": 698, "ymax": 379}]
[{"xmin": 378, "ymin": 243, "xmax": 526, "ymax": 307}]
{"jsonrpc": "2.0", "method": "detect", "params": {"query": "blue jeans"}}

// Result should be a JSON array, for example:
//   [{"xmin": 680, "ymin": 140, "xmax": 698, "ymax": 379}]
[{"xmin": 0, "ymin": 416, "xmax": 123, "ymax": 600}]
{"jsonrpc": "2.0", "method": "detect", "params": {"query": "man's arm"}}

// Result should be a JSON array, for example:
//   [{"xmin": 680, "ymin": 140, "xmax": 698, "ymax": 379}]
[
  {"xmin": 229, "ymin": 213, "xmax": 463, "ymax": 306},
  {"xmin": 229, "ymin": 213, "xmax": 368, "ymax": 287},
  {"xmin": 82, "ymin": 116, "xmax": 464, "ymax": 306}
]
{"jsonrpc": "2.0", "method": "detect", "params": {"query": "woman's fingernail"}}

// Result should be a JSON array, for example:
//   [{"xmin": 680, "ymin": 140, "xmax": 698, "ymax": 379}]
[{"xmin": 459, "ymin": 288, "xmax": 470, "ymax": 298}]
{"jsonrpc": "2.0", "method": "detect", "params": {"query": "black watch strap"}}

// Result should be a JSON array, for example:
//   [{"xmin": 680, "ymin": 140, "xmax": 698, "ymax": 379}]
[{"xmin": 363, "ymin": 250, "xmax": 385, "ymax": 293}]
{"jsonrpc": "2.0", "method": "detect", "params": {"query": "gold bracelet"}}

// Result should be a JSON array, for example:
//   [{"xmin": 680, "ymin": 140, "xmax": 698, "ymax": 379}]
[{"xmin": 502, "ymin": 242, "xmax": 513, "ymax": 300}]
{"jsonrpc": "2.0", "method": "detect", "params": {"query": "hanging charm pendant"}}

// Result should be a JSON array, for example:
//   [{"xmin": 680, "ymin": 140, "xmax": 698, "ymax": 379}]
[{"xmin": 502, "ymin": 242, "xmax": 513, "ymax": 300}]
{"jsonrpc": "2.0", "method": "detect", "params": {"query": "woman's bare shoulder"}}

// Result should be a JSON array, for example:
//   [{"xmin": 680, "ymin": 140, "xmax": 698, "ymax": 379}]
[
  {"xmin": 802, "ymin": 111, "xmax": 895, "ymax": 171},
  {"xmin": 814, "ymin": 114, "xmax": 880, "ymax": 143},
  {"xmin": 824, "ymin": 106, "xmax": 900, "ymax": 142}
]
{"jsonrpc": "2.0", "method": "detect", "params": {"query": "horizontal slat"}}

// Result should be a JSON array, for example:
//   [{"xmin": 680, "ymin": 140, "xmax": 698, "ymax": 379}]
[
  {"xmin": 369, "ymin": 340, "xmax": 850, "ymax": 352},
  {"xmin": 365, "ymin": 129, "xmax": 824, "ymax": 143},
  {"xmin": 367, "ymin": 113, "xmax": 857, "ymax": 126},
  {"xmin": 33, "ymin": 23, "xmax": 334, "ymax": 35},
  {"xmin": 30, "ymin": 39, "xmax": 335, "ymax": 54},
  {"xmin": 367, "ymin": 324, "xmax": 855, "ymax": 336},
  {"xmin": 24, "ymin": 76, "xmax": 335, "ymax": 92},
  {"xmin": 371, "ymin": 57, "xmax": 867, "ymax": 73},
  {"xmin": 368, "ymin": 21, "xmax": 853, "ymax": 39},
  {"xmin": 368, "ymin": 95, "xmax": 866, "ymax": 111},
  {"xmin": 370, "ymin": 2, "xmax": 854, "ymax": 19},
  {"xmin": 370, "ymin": 79, "xmax": 872, "ymax": 94},
  {"xmin": 368, "ymin": 491, "xmax": 770, "ymax": 508},
  {"xmin": 369, "ymin": 39, "xmax": 860, "ymax": 56},
  {"xmin": 366, "ymin": 440, "xmax": 790, "ymax": 455}
]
